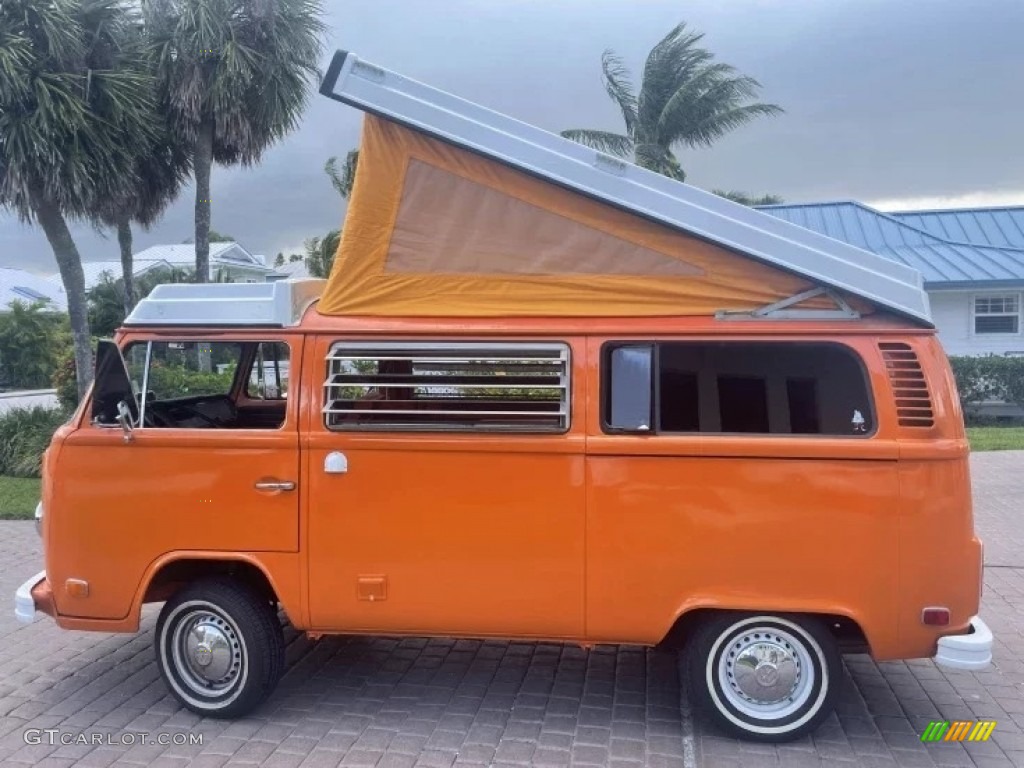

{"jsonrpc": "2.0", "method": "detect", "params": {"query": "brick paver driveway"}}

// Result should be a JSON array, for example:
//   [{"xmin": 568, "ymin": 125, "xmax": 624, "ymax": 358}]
[{"xmin": 1, "ymin": 452, "xmax": 1022, "ymax": 767}]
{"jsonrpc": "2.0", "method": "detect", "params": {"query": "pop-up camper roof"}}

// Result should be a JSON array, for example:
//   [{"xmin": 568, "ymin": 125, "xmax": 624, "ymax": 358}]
[{"xmin": 318, "ymin": 51, "xmax": 932, "ymax": 325}]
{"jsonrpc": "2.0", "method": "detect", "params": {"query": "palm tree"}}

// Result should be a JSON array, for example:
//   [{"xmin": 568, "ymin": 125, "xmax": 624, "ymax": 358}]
[
  {"xmin": 562, "ymin": 23, "xmax": 782, "ymax": 182},
  {"xmin": 144, "ymin": 0, "xmax": 325, "ymax": 282},
  {"xmin": 87, "ymin": 265, "xmax": 194, "ymax": 336},
  {"xmin": 97, "ymin": 122, "xmax": 191, "ymax": 318},
  {"xmin": 0, "ymin": 0, "xmax": 161, "ymax": 399},
  {"xmin": 325, "ymin": 150, "xmax": 359, "ymax": 199},
  {"xmin": 306, "ymin": 149, "xmax": 358, "ymax": 279},
  {"xmin": 304, "ymin": 230, "xmax": 341, "ymax": 279}
]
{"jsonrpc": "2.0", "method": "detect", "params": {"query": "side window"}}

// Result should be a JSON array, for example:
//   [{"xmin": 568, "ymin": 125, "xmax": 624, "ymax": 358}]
[
  {"xmin": 604, "ymin": 341, "xmax": 874, "ymax": 437},
  {"xmin": 143, "ymin": 341, "xmax": 241, "ymax": 400},
  {"xmin": 118, "ymin": 340, "xmax": 286, "ymax": 430},
  {"xmin": 246, "ymin": 342, "xmax": 290, "ymax": 400},
  {"xmin": 324, "ymin": 342, "xmax": 571, "ymax": 432}
]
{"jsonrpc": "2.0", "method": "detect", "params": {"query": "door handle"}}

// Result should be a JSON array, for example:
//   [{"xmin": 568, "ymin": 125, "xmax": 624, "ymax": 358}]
[{"xmin": 254, "ymin": 480, "xmax": 296, "ymax": 492}]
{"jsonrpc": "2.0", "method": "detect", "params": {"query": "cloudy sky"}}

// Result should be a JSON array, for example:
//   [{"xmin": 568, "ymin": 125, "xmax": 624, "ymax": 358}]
[{"xmin": 3, "ymin": 0, "xmax": 1023, "ymax": 273}]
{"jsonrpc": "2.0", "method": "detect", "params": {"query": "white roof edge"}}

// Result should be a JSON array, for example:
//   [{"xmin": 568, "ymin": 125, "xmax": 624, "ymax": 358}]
[
  {"xmin": 124, "ymin": 279, "xmax": 326, "ymax": 327},
  {"xmin": 320, "ymin": 51, "xmax": 932, "ymax": 326}
]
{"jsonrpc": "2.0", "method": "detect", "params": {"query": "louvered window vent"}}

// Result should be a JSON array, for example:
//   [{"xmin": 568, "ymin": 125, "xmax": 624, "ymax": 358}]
[{"xmin": 879, "ymin": 342, "xmax": 934, "ymax": 427}]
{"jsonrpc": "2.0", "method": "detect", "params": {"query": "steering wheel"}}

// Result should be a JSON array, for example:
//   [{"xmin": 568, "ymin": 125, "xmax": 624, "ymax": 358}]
[
  {"xmin": 143, "ymin": 408, "xmax": 173, "ymax": 428},
  {"xmin": 176, "ymin": 405, "xmax": 222, "ymax": 428}
]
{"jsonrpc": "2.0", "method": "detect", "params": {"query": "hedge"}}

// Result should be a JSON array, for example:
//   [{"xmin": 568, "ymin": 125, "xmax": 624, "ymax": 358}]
[
  {"xmin": 948, "ymin": 355, "xmax": 1024, "ymax": 415},
  {"xmin": 0, "ymin": 406, "xmax": 68, "ymax": 478}
]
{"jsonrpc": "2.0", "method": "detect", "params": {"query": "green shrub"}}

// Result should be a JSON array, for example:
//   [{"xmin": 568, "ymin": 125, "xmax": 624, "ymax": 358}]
[
  {"xmin": 147, "ymin": 362, "xmax": 233, "ymax": 400},
  {"xmin": 0, "ymin": 406, "xmax": 68, "ymax": 478},
  {"xmin": 52, "ymin": 342, "xmax": 80, "ymax": 412},
  {"xmin": 0, "ymin": 301, "xmax": 66, "ymax": 390},
  {"xmin": 949, "ymin": 355, "xmax": 1024, "ymax": 422}
]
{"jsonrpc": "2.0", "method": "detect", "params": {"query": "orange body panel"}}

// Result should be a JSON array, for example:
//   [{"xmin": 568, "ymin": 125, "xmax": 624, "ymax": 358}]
[
  {"xmin": 301, "ymin": 334, "xmax": 587, "ymax": 638},
  {"xmin": 44, "ymin": 332, "xmax": 303, "ymax": 625},
  {"xmin": 35, "ymin": 314, "xmax": 980, "ymax": 662}
]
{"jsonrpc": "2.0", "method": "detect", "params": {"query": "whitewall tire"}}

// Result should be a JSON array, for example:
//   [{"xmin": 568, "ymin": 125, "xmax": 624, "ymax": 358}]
[
  {"xmin": 689, "ymin": 613, "xmax": 841, "ymax": 741},
  {"xmin": 155, "ymin": 578, "xmax": 284, "ymax": 718}
]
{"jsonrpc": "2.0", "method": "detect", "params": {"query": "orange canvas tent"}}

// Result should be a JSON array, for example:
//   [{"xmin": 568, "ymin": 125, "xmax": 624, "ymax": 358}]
[{"xmin": 316, "ymin": 52, "xmax": 931, "ymax": 324}]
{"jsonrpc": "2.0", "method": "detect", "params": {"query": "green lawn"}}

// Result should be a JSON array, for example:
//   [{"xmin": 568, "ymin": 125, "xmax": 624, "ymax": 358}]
[
  {"xmin": 0, "ymin": 476, "xmax": 40, "ymax": 520},
  {"xmin": 967, "ymin": 426, "xmax": 1024, "ymax": 452}
]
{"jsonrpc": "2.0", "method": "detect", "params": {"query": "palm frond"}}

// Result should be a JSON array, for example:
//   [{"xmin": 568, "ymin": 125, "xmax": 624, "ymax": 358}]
[
  {"xmin": 685, "ymin": 102, "xmax": 782, "ymax": 148},
  {"xmin": 660, "ymin": 71, "xmax": 782, "ymax": 148},
  {"xmin": 638, "ymin": 22, "xmax": 710, "ymax": 137},
  {"xmin": 0, "ymin": 0, "xmax": 166, "ymax": 223},
  {"xmin": 560, "ymin": 129, "xmax": 634, "ymax": 158},
  {"xmin": 325, "ymin": 149, "xmax": 359, "ymax": 199},
  {"xmin": 600, "ymin": 50, "xmax": 637, "ymax": 138},
  {"xmin": 144, "ymin": 0, "xmax": 325, "ymax": 164},
  {"xmin": 634, "ymin": 143, "xmax": 685, "ymax": 181}
]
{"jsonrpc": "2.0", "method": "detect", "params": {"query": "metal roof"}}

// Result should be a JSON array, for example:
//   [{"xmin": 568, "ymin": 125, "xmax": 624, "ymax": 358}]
[
  {"xmin": 758, "ymin": 202, "xmax": 1024, "ymax": 289},
  {"xmin": 133, "ymin": 242, "xmax": 268, "ymax": 268},
  {"xmin": 47, "ymin": 246, "xmax": 274, "ymax": 293},
  {"xmin": 891, "ymin": 207, "xmax": 1024, "ymax": 250},
  {"xmin": 0, "ymin": 267, "xmax": 67, "ymax": 312},
  {"xmin": 53, "ymin": 259, "xmax": 176, "ymax": 292},
  {"xmin": 319, "ymin": 51, "xmax": 932, "ymax": 325},
  {"xmin": 267, "ymin": 259, "xmax": 311, "ymax": 281},
  {"xmin": 124, "ymin": 279, "xmax": 326, "ymax": 327}
]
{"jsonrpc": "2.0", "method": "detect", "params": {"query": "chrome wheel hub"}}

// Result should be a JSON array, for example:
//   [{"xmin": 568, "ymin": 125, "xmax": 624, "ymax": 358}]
[
  {"xmin": 715, "ymin": 624, "xmax": 816, "ymax": 720},
  {"xmin": 732, "ymin": 640, "xmax": 798, "ymax": 703},
  {"xmin": 172, "ymin": 610, "xmax": 243, "ymax": 694}
]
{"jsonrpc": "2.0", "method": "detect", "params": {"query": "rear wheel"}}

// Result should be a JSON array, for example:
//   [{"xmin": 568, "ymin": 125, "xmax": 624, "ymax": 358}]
[
  {"xmin": 155, "ymin": 578, "xmax": 284, "ymax": 718},
  {"xmin": 688, "ymin": 613, "xmax": 840, "ymax": 742}
]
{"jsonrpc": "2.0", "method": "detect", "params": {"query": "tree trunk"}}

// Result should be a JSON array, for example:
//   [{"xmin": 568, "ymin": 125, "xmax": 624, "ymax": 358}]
[
  {"xmin": 117, "ymin": 216, "xmax": 134, "ymax": 318},
  {"xmin": 31, "ymin": 189, "xmax": 93, "ymax": 401},
  {"xmin": 193, "ymin": 118, "xmax": 214, "ymax": 284}
]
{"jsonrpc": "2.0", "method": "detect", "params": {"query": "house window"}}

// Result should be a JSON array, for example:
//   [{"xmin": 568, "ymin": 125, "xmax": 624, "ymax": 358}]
[
  {"xmin": 603, "ymin": 341, "xmax": 874, "ymax": 437},
  {"xmin": 324, "ymin": 342, "xmax": 570, "ymax": 432},
  {"xmin": 974, "ymin": 294, "xmax": 1020, "ymax": 335}
]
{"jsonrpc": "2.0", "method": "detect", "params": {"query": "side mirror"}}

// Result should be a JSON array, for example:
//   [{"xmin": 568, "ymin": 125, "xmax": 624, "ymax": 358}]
[{"xmin": 116, "ymin": 400, "xmax": 134, "ymax": 443}]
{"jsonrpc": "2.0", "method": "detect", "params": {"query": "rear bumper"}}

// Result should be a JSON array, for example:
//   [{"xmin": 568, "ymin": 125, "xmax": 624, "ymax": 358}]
[
  {"xmin": 14, "ymin": 571, "xmax": 54, "ymax": 624},
  {"xmin": 933, "ymin": 616, "xmax": 993, "ymax": 671}
]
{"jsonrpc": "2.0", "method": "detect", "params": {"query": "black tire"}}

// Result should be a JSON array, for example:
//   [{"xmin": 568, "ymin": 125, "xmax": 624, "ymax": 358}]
[
  {"xmin": 688, "ymin": 613, "xmax": 841, "ymax": 742},
  {"xmin": 155, "ymin": 577, "xmax": 284, "ymax": 718}
]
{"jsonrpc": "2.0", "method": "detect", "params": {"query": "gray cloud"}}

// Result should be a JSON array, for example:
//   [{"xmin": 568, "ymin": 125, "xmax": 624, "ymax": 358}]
[{"xmin": 3, "ymin": 0, "xmax": 1023, "ymax": 273}]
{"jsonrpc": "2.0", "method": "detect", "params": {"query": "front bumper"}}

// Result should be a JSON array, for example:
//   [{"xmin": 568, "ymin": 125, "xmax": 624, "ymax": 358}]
[
  {"xmin": 14, "ymin": 571, "xmax": 53, "ymax": 624},
  {"xmin": 933, "ymin": 616, "xmax": 993, "ymax": 671}
]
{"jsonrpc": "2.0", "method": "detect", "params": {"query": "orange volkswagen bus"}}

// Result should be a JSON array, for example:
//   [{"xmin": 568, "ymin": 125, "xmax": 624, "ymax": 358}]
[{"xmin": 13, "ymin": 50, "xmax": 991, "ymax": 742}]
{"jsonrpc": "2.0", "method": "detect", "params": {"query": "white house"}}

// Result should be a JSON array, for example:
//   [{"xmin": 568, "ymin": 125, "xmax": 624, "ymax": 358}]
[
  {"xmin": 266, "ymin": 258, "xmax": 311, "ymax": 281},
  {"xmin": 759, "ymin": 203, "xmax": 1024, "ymax": 357},
  {"xmin": 0, "ymin": 266, "xmax": 67, "ymax": 312},
  {"xmin": 48, "ymin": 241, "xmax": 276, "ymax": 293}
]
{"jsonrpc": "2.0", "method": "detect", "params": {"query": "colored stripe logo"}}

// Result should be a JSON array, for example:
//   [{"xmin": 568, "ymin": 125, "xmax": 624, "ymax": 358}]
[{"xmin": 921, "ymin": 721, "xmax": 996, "ymax": 742}]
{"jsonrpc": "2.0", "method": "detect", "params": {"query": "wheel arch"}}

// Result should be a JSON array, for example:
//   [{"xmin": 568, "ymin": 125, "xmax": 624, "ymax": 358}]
[
  {"xmin": 131, "ymin": 552, "xmax": 297, "ymax": 625},
  {"xmin": 660, "ymin": 605, "xmax": 871, "ymax": 656}
]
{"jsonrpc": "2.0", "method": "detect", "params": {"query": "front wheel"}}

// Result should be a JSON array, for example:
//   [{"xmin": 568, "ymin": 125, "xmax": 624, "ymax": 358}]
[
  {"xmin": 688, "ymin": 613, "xmax": 841, "ymax": 742},
  {"xmin": 155, "ymin": 578, "xmax": 284, "ymax": 718}
]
